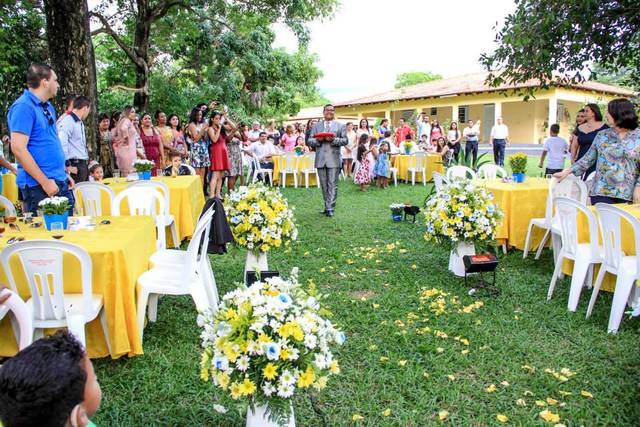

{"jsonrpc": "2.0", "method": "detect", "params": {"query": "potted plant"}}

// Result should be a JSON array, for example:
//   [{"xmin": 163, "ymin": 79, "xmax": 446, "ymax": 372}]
[
  {"xmin": 402, "ymin": 140, "xmax": 414, "ymax": 155},
  {"xmin": 224, "ymin": 183, "xmax": 298, "ymax": 282},
  {"xmin": 133, "ymin": 159, "xmax": 155, "ymax": 180},
  {"xmin": 198, "ymin": 270, "xmax": 345, "ymax": 426},
  {"xmin": 38, "ymin": 196, "xmax": 71, "ymax": 230},
  {"xmin": 293, "ymin": 146, "xmax": 304, "ymax": 156},
  {"xmin": 508, "ymin": 153, "xmax": 528, "ymax": 183},
  {"xmin": 389, "ymin": 203, "xmax": 405, "ymax": 221},
  {"xmin": 423, "ymin": 180, "xmax": 503, "ymax": 276}
]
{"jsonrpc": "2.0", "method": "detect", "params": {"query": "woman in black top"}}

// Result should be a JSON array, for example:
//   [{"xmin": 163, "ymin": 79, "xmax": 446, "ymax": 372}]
[{"xmin": 575, "ymin": 103, "xmax": 608, "ymax": 179}]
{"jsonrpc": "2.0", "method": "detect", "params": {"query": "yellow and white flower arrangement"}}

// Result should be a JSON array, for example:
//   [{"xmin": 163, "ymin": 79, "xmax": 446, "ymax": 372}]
[
  {"xmin": 224, "ymin": 183, "xmax": 298, "ymax": 253},
  {"xmin": 424, "ymin": 179, "xmax": 503, "ymax": 245},
  {"xmin": 198, "ymin": 269, "xmax": 344, "ymax": 423}
]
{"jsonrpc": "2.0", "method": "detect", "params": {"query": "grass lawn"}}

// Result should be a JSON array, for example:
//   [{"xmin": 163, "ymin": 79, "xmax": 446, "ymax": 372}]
[{"xmin": 94, "ymin": 177, "xmax": 639, "ymax": 426}]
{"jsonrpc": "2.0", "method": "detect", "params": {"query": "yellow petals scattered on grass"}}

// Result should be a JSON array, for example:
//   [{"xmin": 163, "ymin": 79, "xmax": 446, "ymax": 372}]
[
  {"xmin": 368, "ymin": 344, "xmax": 377, "ymax": 351},
  {"xmin": 539, "ymin": 410, "xmax": 561, "ymax": 423},
  {"xmin": 382, "ymin": 409, "xmax": 391, "ymax": 417},
  {"xmin": 516, "ymin": 398, "xmax": 527, "ymax": 407},
  {"xmin": 379, "ymin": 356, "xmax": 389, "ymax": 363},
  {"xmin": 423, "ymin": 371, "xmax": 430, "ymax": 379},
  {"xmin": 554, "ymin": 424, "xmax": 567, "ymax": 427},
  {"xmin": 535, "ymin": 400, "xmax": 547, "ymax": 407},
  {"xmin": 521, "ymin": 364, "xmax": 536, "ymax": 373},
  {"xmin": 558, "ymin": 390, "xmax": 572, "ymax": 397},
  {"xmin": 398, "ymin": 360, "xmax": 408, "ymax": 367},
  {"xmin": 352, "ymin": 414, "xmax": 364, "ymax": 422},
  {"xmin": 485, "ymin": 384, "xmax": 497, "ymax": 393},
  {"xmin": 346, "ymin": 259, "xmax": 354, "ymax": 264},
  {"xmin": 546, "ymin": 398, "xmax": 558, "ymax": 406},
  {"xmin": 411, "ymin": 264, "xmax": 417, "ymax": 270},
  {"xmin": 447, "ymin": 375, "xmax": 456, "ymax": 381},
  {"xmin": 303, "ymin": 251, "xmax": 310, "ymax": 256},
  {"xmin": 436, "ymin": 347, "xmax": 445, "ymax": 353},
  {"xmin": 523, "ymin": 390, "xmax": 534, "ymax": 396},
  {"xmin": 438, "ymin": 410, "xmax": 449, "ymax": 421},
  {"xmin": 500, "ymin": 381, "xmax": 510, "ymax": 387},
  {"xmin": 580, "ymin": 390, "xmax": 594, "ymax": 399},
  {"xmin": 459, "ymin": 338, "xmax": 470, "ymax": 346},
  {"xmin": 319, "ymin": 267, "xmax": 326, "ymax": 273},
  {"xmin": 461, "ymin": 349, "xmax": 470, "ymax": 355},
  {"xmin": 372, "ymin": 303, "xmax": 380, "ymax": 309},
  {"xmin": 496, "ymin": 414, "xmax": 509, "ymax": 423}
]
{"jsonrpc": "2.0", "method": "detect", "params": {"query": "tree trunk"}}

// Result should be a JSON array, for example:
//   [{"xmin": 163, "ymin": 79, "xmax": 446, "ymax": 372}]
[
  {"xmin": 43, "ymin": 0, "xmax": 98, "ymax": 158},
  {"xmin": 132, "ymin": 2, "xmax": 152, "ymax": 111}
]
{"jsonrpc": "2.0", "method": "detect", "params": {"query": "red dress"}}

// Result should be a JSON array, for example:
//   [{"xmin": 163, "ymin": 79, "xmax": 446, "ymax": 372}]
[
  {"xmin": 209, "ymin": 134, "xmax": 230, "ymax": 171},
  {"xmin": 139, "ymin": 129, "xmax": 162, "ymax": 176}
]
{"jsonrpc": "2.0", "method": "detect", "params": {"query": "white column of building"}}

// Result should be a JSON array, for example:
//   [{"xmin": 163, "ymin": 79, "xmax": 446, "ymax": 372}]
[
  {"xmin": 548, "ymin": 95, "xmax": 558, "ymax": 128},
  {"xmin": 494, "ymin": 102, "xmax": 502, "ymax": 122},
  {"xmin": 451, "ymin": 105, "xmax": 459, "ymax": 123}
]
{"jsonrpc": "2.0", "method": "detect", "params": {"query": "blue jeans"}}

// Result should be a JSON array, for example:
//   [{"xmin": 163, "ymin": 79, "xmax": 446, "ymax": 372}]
[
  {"xmin": 22, "ymin": 180, "xmax": 75, "ymax": 216},
  {"xmin": 493, "ymin": 139, "xmax": 506, "ymax": 166}
]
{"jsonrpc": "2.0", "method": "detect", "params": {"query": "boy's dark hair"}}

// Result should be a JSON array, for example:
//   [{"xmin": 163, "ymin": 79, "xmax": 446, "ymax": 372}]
[
  {"xmin": 72, "ymin": 96, "xmax": 91, "ymax": 110},
  {"xmin": 89, "ymin": 163, "xmax": 102, "ymax": 174},
  {"xmin": 170, "ymin": 152, "xmax": 182, "ymax": 160},
  {"xmin": 550, "ymin": 124, "xmax": 560, "ymax": 134},
  {"xmin": 0, "ymin": 331, "xmax": 86, "ymax": 427}
]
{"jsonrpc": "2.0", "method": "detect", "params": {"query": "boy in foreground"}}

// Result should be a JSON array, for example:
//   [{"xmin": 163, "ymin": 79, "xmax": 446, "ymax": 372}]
[{"xmin": 539, "ymin": 124, "xmax": 568, "ymax": 175}]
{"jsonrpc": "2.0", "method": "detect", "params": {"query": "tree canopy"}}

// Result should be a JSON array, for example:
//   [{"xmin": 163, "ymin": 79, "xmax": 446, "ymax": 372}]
[
  {"xmin": 394, "ymin": 71, "xmax": 442, "ymax": 89},
  {"xmin": 480, "ymin": 0, "xmax": 640, "ymax": 92}
]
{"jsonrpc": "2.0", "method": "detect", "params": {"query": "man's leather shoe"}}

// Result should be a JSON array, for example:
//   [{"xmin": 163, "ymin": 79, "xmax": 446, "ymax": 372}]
[
  {"xmin": 319, "ymin": 210, "xmax": 327, "ymax": 215},
  {"xmin": 326, "ymin": 210, "xmax": 334, "ymax": 217}
]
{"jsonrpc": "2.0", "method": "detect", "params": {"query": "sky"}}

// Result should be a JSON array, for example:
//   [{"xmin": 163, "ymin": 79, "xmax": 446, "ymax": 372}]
[{"xmin": 273, "ymin": 0, "xmax": 516, "ymax": 103}]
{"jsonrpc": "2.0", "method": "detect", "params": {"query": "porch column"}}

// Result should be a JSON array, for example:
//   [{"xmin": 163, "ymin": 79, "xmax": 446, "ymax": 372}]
[
  {"xmin": 451, "ymin": 105, "xmax": 459, "ymax": 123},
  {"xmin": 548, "ymin": 95, "xmax": 558, "ymax": 127},
  {"xmin": 494, "ymin": 102, "xmax": 502, "ymax": 122},
  {"xmin": 384, "ymin": 110, "xmax": 391, "ymax": 121}
]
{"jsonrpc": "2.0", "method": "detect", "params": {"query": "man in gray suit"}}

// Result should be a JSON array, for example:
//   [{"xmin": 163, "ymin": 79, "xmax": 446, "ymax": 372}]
[{"xmin": 307, "ymin": 104, "xmax": 348, "ymax": 217}]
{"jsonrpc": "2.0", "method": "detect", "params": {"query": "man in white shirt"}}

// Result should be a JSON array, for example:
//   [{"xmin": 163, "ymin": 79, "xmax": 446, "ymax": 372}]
[
  {"xmin": 248, "ymin": 121, "xmax": 262, "ymax": 143},
  {"xmin": 416, "ymin": 113, "xmax": 431, "ymax": 142},
  {"xmin": 462, "ymin": 119, "xmax": 481, "ymax": 164},
  {"xmin": 57, "ymin": 95, "xmax": 91, "ymax": 183},
  {"xmin": 489, "ymin": 117, "xmax": 509, "ymax": 166},
  {"xmin": 248, "ymin": 131, "xmax": 276, "ymax": 184}
]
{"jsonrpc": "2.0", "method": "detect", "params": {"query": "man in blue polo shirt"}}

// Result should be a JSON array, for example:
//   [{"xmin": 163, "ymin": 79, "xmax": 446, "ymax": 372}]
[{"xmin": 7, "ymin": 63, "xmax": 74, "ymax": 215}]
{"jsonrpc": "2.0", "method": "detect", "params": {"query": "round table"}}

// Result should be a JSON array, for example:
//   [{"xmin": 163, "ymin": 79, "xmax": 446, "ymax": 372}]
[
  {"xmin": 392, "ymin": 154, "xmax": 444, "ymax": 182},
  {"xmin": 0, "ymin": 216, "xmax": 156, "ymax": 359}
]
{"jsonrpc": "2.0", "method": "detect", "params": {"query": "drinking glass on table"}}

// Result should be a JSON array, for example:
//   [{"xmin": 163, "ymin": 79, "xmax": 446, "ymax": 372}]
[
  {"xmin": 113, "ymin": 169, "xmax": 121, "ymax": 182},
  {"xmin": 23, "ymin": 212, "xmax": 33, "ymax": 224},
  {"xmin": 50, "ymin": 222, "xmax": 64, "ymax": 239}
]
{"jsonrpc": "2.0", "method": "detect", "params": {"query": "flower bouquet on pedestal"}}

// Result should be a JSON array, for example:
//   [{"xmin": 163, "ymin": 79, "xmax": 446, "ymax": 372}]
[
  {"xmin": 389, "ymin": 203, "xmax": 405, "ymax": 221},
  {"xmin": 39, "ymin": 196, "xmax": 71, "ymax": 230},
  {"xmin": 423, "ymin": 180, "xmax": 503, "ymax": 276},
  {"xmin": 133, "ymin": 159, "xmax": 155, "ymax": 180},
  {"xmin": 198, "ymin": 269, "xmax": 345, "ymax": 426},
  {"xmin": 402, "ymin": 140, "xmax": 414, "ymax": 155},
  {"xmin": 224, "ymin": 183, "xmax": 298, "ymax": 281}
]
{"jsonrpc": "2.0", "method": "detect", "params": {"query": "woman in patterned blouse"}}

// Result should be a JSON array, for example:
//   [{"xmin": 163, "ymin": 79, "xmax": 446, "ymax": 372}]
[{"xmin": 555, "ymin": 98, "xmax": 640, "ymax": 205}]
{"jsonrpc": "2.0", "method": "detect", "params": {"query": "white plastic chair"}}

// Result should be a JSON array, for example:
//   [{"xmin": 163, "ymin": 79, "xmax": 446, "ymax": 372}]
[
  {"xmin": 585, "ymin": 171, "xmax": 596, "ymax": 205},
  {"xmin": 0, "ymin": 195, "xmax": 16, "ymax": 217},
  {"xmin": 446, "ymin": 165, "xmax": 477, "ymax": 181},
  {"xmin": 300, "ymin": 153, "xmax": 320, "ymax": 189},
  {"xmin": 0, "ymin": 288, "xmax": 33, "ymax": 350},
  {"xmin": 477, "ymin": 164, "xmax": 507, "ymax": 180},
  {"xmin": 407, "ymin": 152, "xmax": 427, "ymax": 186},
  {"xmin": 389, "ymin": 166, "xmax": 398, "ymax": 186},
  {"xmin": 279, "ymin": 153, "xmax": 299, "ymax": 188},
  {"xmin": 72, "ymin": 182, "xmax": 115, "ymax": 216},
  {"xmin": 250, "ymin": 156, "xmax": 273, "ymax": 186},
  {"xmin": 0, "ymin": 240, "xmax": 110, "ymax": 351},
  {"xmin": 129, "ymin": 181, "xmax": 179, "ymax": 248},
  {"xmin": 586, "ymin": 204, "xmax": 640, "ymax": 333},
  {"xmin": 136, "ymin": 208, "xmax": 216, "ymax": 342},
  {"xmin": 523, "ymin": 176, "xmax": 588, "ymax": 259},
  {"xmin": 432, "ymin": 172, "xmax": 449, "ymax": 192},
  {"xmin": 112, "ymin": 187, "xmax": 167, "ymax": 250},
  {"xmin": 547, "ymin": 197, "xmax": 602, "ymax": 312}
]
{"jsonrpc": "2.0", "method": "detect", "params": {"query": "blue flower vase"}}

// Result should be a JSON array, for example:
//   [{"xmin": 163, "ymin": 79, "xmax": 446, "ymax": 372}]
[
  {"xmin": 139, "ymin": 170, "xmax": 152, "ymax": 180},
  {"xmin": 513, "ymin": 173, "xmax": 525, "ymax": 183},
  {"xmin": 43, "ymin": 212, "xmax": 69, "ymax": 230},
  {"xmin": 404, "ymin": 148, "xmax": 412, "ymax": 155},
  {"xmin": 392, "ymin": 212, "xmax": 403, "ymax": 221}
]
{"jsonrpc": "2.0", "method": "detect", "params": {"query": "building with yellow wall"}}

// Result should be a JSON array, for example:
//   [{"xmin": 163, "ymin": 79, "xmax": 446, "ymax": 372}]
[{"xmin": 334, "ymin": 72, "xmax": 635, "ymax": 144}]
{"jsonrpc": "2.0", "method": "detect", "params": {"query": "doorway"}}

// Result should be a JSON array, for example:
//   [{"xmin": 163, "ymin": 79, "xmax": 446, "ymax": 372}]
[{"xmin": 482, "ymin": 104, "xmax": 495, "ymax": 143}]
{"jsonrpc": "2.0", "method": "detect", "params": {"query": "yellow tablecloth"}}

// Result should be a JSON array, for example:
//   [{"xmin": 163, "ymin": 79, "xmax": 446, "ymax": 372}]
[
  {"xmin": 0, "ymin": 216, "xmax": 156, "ymax": 359},
  {"xmin": 480, "ymin": 178, "xmax": 550, "ymax": 250},
  {"xmin": 1, "ymin": 173, "xmax": 18, "ymax": 204},
  {"xmin": 392, "ymin": 154, "xmax": 444, "ymax": 182},
  {"xmin": 272, "ymin": 155, "xmax": 317, "ymax": 187},
  {"xmin": 561, "ymin": 204, "xmax": 640, "ymax": 293},
  {"xmin": 97, "ymin": 176, "xmax": 204, "ymax": 242}
]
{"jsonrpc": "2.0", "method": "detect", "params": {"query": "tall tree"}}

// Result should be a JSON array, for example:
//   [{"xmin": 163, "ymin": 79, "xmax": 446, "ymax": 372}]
[
  {"xmin": 89, "ymin": 0, "xmax": 337, "ymax": 111},
  {"xmin": 481, "ymin": 0, "xmax": 640, "ymax": 93},
  {"xmin": 394, "ymin": 71, "xmax": 442, "ymax": 89},
  {"xmin": 44, "ymin": 0, "xmax": 99, "ymax": 155}
]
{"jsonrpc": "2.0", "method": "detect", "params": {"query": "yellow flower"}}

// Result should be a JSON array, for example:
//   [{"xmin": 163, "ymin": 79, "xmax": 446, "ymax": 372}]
[
  {"xmin": 580, "ymin": 390, "xmax": 593, "ymax": 399},
  {"xmin": 535, "ymin": 400, "xmax": 547, "ymax": 407},
  {"xmin": 539, "ymin": 410, "xmax": 560, "ymax": 423},
  {"xmin": 263, "ymin": 363, "xmax": 278, "ymax": 380},
  {"xmin": 496, "ymin": 414, "xmax": 508, "ymax": 423},
  {"xmin": 280, "ymin": 347, "xmax": 290, "ymax": 361},
  {"xmin": 257, "ymin": 333, "xmax": 272, "ymax": 344},
  {"xmin": 438, "ymin": 410, "xmax": 449, "ymax": 421},
  {"xmin": 352, "ymin": 414, "xmax": 364, "ymax": 422},
  {"xmin": 398, "ymin": 360, "xmax": 408, "ymax": 367},
  {"xmin": 239, "ymin": 378, "xmax": 256, "ymax": 396},
  {"xmin": 382, "ymin": 409, "xmax": 391, "ymax": 417},
  {"xmin": 230, "ymin": 382, "xmax": 242, "ymax": 400},
  {"xmin": 485, "ymin": 384, "xmax": 497, "ymax": 393},
  {"xmin": 200, "ymin": 367, "xmax": 209, "ymax": 381},
  {"xmin": 216, "ymin": 372, "xmax": 230, "ymax": 389},
  {"xmin": 297, "ymin": 366, "xmax": 316, "ymax": 388},
  {"xmin": 225, "ymin": 308, "xmax": 238, "ymax": 320},
  {"xmin": 313, "ymin": 376, "xmax": 328, "ymax": 390},
  {"xmin": 329, "ymin": 360, "xmax": 340, "ymax": 374}
]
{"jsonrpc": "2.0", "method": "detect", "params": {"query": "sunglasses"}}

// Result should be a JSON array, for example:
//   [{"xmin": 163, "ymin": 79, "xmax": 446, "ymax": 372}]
[{"xmin": 40, "ymin": 103, "xmax": 54, "ymax": 125}]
